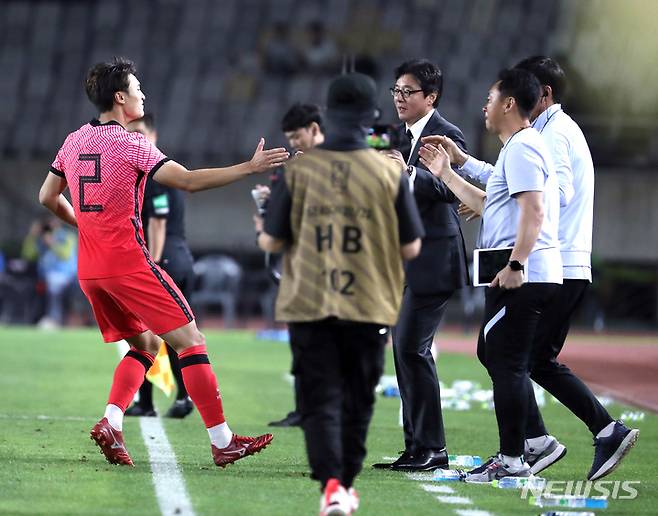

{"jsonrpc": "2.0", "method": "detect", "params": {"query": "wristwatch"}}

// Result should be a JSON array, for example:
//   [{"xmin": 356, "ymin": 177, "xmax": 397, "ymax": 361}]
[{"xmin": 508, "ymin": 260, "xmax": 524, "ymax": 272}]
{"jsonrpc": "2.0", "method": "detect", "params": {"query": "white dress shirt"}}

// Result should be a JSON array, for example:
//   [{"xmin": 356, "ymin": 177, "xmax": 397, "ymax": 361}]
[{"xmin": 405, "ymin": 108, "xmax": 435, "ymax": 183}]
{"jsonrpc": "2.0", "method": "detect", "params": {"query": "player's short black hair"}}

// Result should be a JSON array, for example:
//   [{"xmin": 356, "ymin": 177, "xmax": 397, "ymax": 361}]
[
  {"xmin": 281, "ymin": 103, "xmax": 324, "ymax": 133},
  {"xmin": 394, "ymin": 59, "xmax": 443, "ymax": 107},
  {"xmin": 85, "ymin": 57, "xmax": 136, "ymax": 113},
  {"xmin": 514, "ymin": 55, "xmax": 566, "ymax": 103},
  {"xmin": 132, "ymin": 113, "xmax": 155, "ymax": 131},
  {"xmin": 496, "ymin": 68, "xmax": 542, "ymax": 119}
]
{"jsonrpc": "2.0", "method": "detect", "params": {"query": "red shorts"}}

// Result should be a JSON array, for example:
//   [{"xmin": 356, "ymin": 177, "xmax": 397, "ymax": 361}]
[{"xmin": 79, "ymin": 268, "xmax": 195, "ymax": 342}]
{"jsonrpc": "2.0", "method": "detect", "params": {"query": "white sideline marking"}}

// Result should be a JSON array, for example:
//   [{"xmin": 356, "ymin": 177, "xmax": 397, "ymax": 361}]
[
  {"xmin": 454, "ymin": 510, "xmax": 494, "ymax": 516},
  {"xmin": 140, "ymin": 417, "xmax": 195, "ymax": 516},
  {"xmin": 421, "ymin": 484, "xmax": 455, "ymax": 494},
  {"xmin": 115, "ymin": 341, "xmax": 194, "ymax": 515},
  {"xmin": 437, "ymin": 496, "xmax": 473, "ymax": 505},
  {"xmin": 0, "ymin": 414, "xmax": 95, "ymax": 422}
]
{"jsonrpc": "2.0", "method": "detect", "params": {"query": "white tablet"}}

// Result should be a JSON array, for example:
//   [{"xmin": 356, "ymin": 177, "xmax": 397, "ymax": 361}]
[{"xmin": 473, "ymin": 247, "xmax": 526, "ymax": 287}]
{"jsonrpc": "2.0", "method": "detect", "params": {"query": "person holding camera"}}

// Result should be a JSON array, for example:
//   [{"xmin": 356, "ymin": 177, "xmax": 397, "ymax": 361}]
[
  {"xmin": 22, "ymin": 217, "xmax": 78, "ymax": 328},
  {"xmin": 373, "ymin": 59, "xmax": 470, "ymax": 473},
  {"xmin": 257, "ymin": 73, "xmax": 423, "ymax": 514}
]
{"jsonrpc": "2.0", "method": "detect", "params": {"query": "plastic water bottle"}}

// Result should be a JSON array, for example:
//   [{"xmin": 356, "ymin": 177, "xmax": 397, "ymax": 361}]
[
  {"xmin": 448, "ymin": 455, "xmax": 482, "ymax": 468},
  {"xmin": 432, "ymin": 469, "xmax": 465, "ymax": 481},
  {"xmin": 382, "ymin": 386, "xmax": 400, "ymax": 397},
  {"xmin": 531, "ymin": 495, "xmax": 608, "ymax": 509},
  {"xmin": 493, "ymin": 476, "xmax": 546, "ymax": 489}
]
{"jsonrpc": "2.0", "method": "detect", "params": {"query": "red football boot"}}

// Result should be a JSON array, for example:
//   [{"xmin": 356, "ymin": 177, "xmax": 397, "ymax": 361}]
[
  {"xmin": 211, "ymin": 433, "xmax": 273, "ymax": 468},
  {"xmin": 90, "ymin": 417, "xmax": 134, "ymax": 466}
]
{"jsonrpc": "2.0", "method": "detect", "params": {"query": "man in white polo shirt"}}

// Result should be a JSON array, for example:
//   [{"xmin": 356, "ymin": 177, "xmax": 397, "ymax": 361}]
[
  {"xmin": 427, "ymin": 58, "xmax": 639, "ymax": 482},
  {"xmin": 419, "ymin": 68, "xmax": 562, "ymax": 482},
  {"xmin": 514, "ymin": 56, "xmax": 638, "ymax": 481}
]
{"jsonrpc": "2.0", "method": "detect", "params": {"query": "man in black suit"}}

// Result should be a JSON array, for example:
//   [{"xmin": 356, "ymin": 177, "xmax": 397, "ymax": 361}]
[{"xmin": 374, "ymin": 59, "xmax": 469, "ymax": 471}]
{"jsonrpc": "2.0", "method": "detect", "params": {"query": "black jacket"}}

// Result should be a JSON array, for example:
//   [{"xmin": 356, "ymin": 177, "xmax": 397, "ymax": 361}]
[{"xmin": 396, "ymin": 110, "xmax": 470, "ymax": 295}]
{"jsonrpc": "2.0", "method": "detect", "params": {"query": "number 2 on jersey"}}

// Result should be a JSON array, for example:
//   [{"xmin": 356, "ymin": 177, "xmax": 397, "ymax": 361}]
[{"xmin": 78, "ymin": 153, "xmax": 103, "ymax": 212}]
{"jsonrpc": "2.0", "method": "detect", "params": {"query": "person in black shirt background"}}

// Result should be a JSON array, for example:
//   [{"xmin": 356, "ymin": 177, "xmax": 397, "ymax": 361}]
[{"xmin": 125, "ymin": 113, "xmax": 195, "ymax": 419}]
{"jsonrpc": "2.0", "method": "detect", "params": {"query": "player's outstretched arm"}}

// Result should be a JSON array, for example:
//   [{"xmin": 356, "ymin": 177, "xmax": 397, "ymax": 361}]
[
  {"xmin": 153, "ymin": 138, "xmax": 289, "ymax": 193},
  {"xmin": 38, "ymin": 173, "xmax": 78, "ymax": 227}
]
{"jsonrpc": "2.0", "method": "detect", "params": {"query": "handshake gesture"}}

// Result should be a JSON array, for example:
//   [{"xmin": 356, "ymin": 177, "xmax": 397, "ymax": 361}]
[
  {"xmin": 417, "ymin": 134, "xmax": 467, "ymax": 179},
  {"xmin": 250, "ymin": 138, "xmax": 290, "ymax": 173}
]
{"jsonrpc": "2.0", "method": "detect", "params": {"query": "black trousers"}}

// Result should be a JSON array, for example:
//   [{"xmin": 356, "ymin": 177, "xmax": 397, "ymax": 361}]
[
  {"xmin": 289, "ymin": 320, "xmax": 386, "ymax": 489},
  {"xmin": 477, "ymin": 283, "xmax": 558, "ymax": 456},
  {"xmin": 392, "ymin": 287, "xmax": 452, "ymax": 453},
  {"xmin": 137, "ymin": 249, "xmax": 195, "ymax": 405},
  {"xmin": 526, "ymin": 280, "xmax": 613, "ymax": 437}
]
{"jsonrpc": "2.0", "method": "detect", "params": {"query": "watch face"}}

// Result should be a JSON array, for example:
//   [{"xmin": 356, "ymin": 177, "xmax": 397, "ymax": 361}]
[{"xmin": 509, "ymin": 260, "xmax": 523, "ymax": 271}]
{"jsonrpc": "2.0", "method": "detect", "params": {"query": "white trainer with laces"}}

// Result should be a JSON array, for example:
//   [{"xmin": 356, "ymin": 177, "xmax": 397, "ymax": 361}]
[
  {"xmin": 347, "ymin": 487, "xmax": 359, "ymax": 512},
  {"xmin": 320, "ymin": 478, "xmax": 352, "ymax": 516},
  {"xmin": 525, "ymin": 435, "xmax": 567, "ymax": 474},
  {"xmin": 466, "ymin": 453, "xmax": 532, "ymax": 483}
]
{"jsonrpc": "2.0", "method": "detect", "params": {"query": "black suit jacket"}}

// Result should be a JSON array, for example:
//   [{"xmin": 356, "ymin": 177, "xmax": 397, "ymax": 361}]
[{"xmin": 397, "ymin": 110, "xmax": 469, "ymax": 295}]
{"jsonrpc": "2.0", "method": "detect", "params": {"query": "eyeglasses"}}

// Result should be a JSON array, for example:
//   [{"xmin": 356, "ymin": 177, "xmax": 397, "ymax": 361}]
[{"xmin": 389, "ymin": 87, "xmax": 424, "ymax": 99}]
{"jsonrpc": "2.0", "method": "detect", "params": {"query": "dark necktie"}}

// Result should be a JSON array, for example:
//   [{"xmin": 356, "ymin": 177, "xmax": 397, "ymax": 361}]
[{"xmin": 406, "ymin": 129, "xmax": 414, "ymax": 145}]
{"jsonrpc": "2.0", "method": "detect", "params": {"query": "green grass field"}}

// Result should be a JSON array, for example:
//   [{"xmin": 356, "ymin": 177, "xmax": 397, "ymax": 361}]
[{"xmin": 0, "ymin": 327, "xmax": 655, "ymax": 515}]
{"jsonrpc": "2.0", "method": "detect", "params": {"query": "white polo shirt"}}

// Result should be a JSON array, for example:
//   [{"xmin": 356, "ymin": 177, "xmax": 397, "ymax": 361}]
[
  {"xmin": 480, "ymin": 127, "xmax": 562, "ymax": 284},
  {"xmin": 533, "ymin": 104, "xmax": 593, "ymax": 281}
]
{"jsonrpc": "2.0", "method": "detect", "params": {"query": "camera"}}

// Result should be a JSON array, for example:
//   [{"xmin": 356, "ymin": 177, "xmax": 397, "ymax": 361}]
[
  {"xmin": 367, "ymin": 124, "xmax": 393, "ymax": 150},
  {"xmin": 251, "ymin": 188, "xmax": 268, "ymax": 216}
]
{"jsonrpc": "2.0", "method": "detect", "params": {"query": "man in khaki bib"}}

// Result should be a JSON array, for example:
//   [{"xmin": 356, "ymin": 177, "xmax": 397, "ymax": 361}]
[{"xmin": 258, "ymin": 73, "xmax": 424, "ymax": 515}]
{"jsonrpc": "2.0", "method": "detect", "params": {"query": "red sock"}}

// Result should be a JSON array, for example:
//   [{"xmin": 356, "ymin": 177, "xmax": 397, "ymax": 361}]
[
  {"xmin": 179, "ymin": 345, "xmax": 226, "ymax": 428},
  {"xmin": 108, "ymin": 348, "xmax": 155, "ymax": 410}
]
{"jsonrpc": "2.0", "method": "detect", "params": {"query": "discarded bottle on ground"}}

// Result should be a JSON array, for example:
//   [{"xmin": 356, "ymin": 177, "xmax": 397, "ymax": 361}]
[
  {"xmin": 531, "ymin": 495, "xmax": 608, "ymax": 509},
  {"xmin": 433, "ymin": 469, "xmax": 465, "ymax": 481},
  {"xmin": 448, "ymin": 454, "xmax": 482, "ymax": 468},
  {"xmin": 493, "ymin": 476, "xmax": 546, "ymax": 489}
]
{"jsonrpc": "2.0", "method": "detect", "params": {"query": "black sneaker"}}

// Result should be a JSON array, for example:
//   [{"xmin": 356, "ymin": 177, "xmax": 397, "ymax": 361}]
[
  {"xmin": 268, "ymin": 411, "xmax": 302, "ymax": 427},
  {"xmin": 465, "ymin": 454, "xmax": 531, "ymax": 483},
  {"xmin": 165, "ymin": 397, "xmax": 194, "ymax": 419},
  {"xmin": 588, "ymin": 420, "xmax": 639, "ymax": 481},
  {"xmin": 125, "ymin": 403, "xmax": 157, "ymax": 417},
  {"xmin": 525, "ymin": 436, "xmax": 567, "ymax": 475}
]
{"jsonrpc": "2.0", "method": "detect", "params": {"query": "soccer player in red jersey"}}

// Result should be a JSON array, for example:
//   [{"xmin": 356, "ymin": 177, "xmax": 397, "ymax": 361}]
[{"xmin": 38, "ymin": 57, "xmax": 289, "ymax": 467}]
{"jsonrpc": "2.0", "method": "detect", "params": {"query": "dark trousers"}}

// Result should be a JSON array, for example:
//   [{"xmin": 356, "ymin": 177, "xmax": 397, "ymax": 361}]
[
  {"xmin": 137, "ymin": 252, "xmax": 194, "ymax": 405},
  {"xmin": 526, "ymin": 280, "xmax": 613, "ymax": 437},
  {"xmin": 477, "ymin": 283, "xmax": 558, "ymax": 456},
  {"xmin": 392, "ymin": 287, "xmax": 452, "ymax": 453},
  {"xmin": 289, "ymin": 320, "xmax": 386, "ymax": 489}
]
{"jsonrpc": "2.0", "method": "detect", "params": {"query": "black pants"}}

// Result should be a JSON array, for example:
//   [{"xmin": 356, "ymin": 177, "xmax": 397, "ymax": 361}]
[
  {"xmin": 138, "ymin": 248, "xmax": 195, "ymax": 405},
  {"xmin": 526, "ymin": 280, "xmax": 613, "ymax": 437},
  {"xmin": 392, "ymin": 287, "xmax": 452, "ymax": 453},
  {"xmin": 289, "ymin": 320, "xmax": 386, "ymax": 489},
  {"xmin": 477, "ymin": 283, "xmax": 558, "ymax": 456}
]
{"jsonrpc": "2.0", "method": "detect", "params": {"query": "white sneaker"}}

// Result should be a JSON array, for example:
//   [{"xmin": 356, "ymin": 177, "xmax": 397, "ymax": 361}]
[
  {"xmin": 525, "ymin": 435, "xmax": 567, "ymax": 475},
  {"xmin": 320, "ymin": 478, "xmax": 352, "ymax": 516},
  {"xmin": 347, "ymin": 487, "xmax": 359, "ymax": 512}
]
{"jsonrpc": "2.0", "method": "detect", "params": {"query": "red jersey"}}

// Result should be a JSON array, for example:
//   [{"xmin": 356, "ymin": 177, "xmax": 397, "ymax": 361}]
[{"xmin": 50, "ymin": 119, "xmax": 169, "ymax": 279}]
